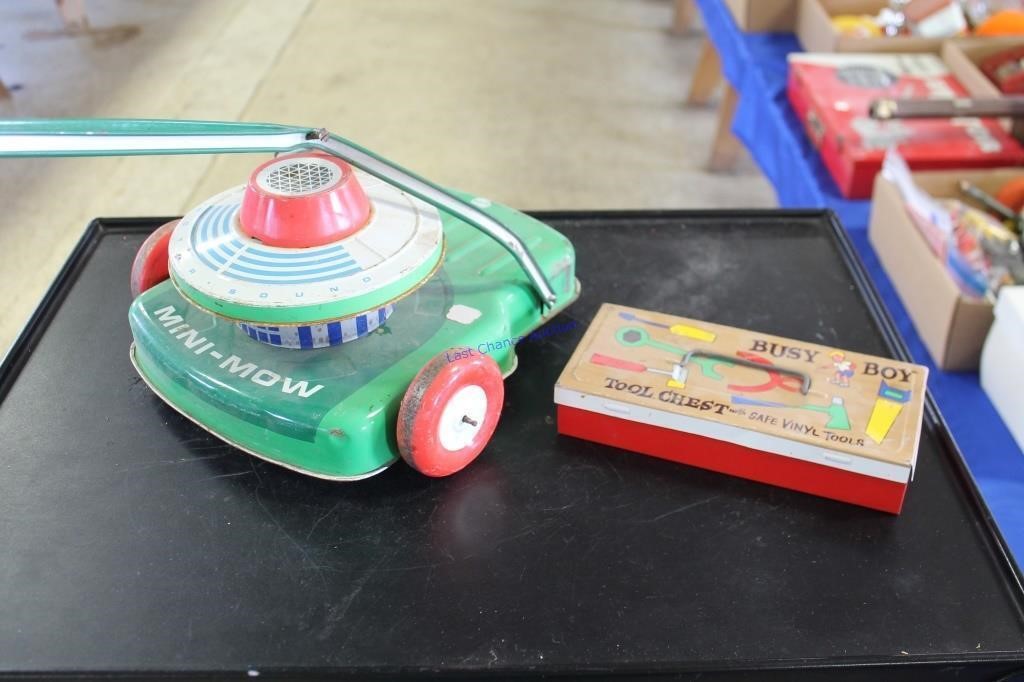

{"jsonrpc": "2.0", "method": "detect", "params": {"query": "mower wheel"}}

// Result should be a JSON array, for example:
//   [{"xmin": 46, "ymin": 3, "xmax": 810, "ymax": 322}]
[
  {"xmin": 397, "ymin": 349, "xmax": 504, "ymax": 477},
  {"xmin": 130, "ymin": 220, "xmax": 179, "ymax": 298}
]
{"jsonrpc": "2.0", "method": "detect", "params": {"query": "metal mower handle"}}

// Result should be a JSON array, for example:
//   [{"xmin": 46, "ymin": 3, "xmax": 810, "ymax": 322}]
[{"xmin": 0, "ymin": 118, "xmax": 558, "ymax": 307}]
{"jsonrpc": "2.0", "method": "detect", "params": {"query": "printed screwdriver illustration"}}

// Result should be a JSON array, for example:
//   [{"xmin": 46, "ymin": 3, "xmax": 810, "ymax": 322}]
[{"xmin": 0, "ymin": 119, "xmax": 579, "ymax": 479}]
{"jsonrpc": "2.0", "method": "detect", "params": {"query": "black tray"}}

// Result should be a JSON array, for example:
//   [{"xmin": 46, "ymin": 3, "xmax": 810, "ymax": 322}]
[{"xmin": 1, "ymin": 211, "xmax": 1022, "ymax": 681}]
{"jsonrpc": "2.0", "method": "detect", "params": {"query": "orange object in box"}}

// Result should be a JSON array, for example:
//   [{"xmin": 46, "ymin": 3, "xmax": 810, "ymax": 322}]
[
  {"xmin": 976, "ymin": 9, "xmax": 1024, "ymax": 36},
  {"xmin": 996, "ymin": 176, "xmax": 1024, "ymax": 211}
]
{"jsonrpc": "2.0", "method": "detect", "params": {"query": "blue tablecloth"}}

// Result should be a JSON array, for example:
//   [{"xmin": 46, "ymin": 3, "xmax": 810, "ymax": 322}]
[{"xmin": 696, "ymin": 0, "xmax": 1024, "ymax": 560}]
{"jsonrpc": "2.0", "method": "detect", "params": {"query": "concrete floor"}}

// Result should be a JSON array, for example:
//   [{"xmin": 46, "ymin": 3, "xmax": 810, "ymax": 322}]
[{"xmin": 0, "ymin": 0, "xmax": 774, "ymax": 356}]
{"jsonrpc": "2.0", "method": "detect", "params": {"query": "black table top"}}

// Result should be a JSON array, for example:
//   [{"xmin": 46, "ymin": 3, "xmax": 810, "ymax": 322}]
[{"xmin": 1, "ymin": 211, "xmax": 1023, "ymax": 681}]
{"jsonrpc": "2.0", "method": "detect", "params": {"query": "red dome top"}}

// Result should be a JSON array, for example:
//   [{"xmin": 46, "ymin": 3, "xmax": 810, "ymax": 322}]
[{"xmin": 238, "ymin": 153, "xmax": 371, "ymax": 248}]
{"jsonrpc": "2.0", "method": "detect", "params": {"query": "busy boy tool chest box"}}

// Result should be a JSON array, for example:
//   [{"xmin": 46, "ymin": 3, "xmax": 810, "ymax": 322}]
[
  {"xmin": 787, "ymin": 52, "xmax": 1024, "ymax": 198},
  {"xmin": 556, "ymin": 303, "xmax": 928, "ymax": 513}
]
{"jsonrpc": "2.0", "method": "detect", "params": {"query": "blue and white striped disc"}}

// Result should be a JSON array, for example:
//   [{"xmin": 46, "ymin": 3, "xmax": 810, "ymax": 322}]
[
  {"xmin": 238, "ymin": 305, "xmax": 395, "ymax": 350},
  {"xmin": 168, "ymin": 167, "xmax": 443, "ymax": 319}
]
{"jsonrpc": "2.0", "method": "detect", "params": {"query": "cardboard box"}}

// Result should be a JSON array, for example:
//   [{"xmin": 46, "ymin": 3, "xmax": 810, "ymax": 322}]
[
  {"xmin": 788, "ymin": 53, "xmax": 1024, "ymax": 198},
  {"xmin": 866, "ymin": 168, "xmax": 1024, "ymax": 369},
  {"xmin": 555, "ymin": 304, "xmax": 928, "ymax": 513},
  {"xmin": 980, "ymin": 286, "xmax": 1024, "ymax": 451},
  {"xmin": 796, "ymin": 0, "xmax": 949, "ymax": 53},
  {"xmin": 942, "ymin": 38, "xmax": 1024, "ymax": 135},
  {"xmin": 942, "ymin": 37, "xmax": 1024, "ymax": 98},
  {"xmin": 725, "ymin": 0, "xmax": 798, "ymax": 32}
]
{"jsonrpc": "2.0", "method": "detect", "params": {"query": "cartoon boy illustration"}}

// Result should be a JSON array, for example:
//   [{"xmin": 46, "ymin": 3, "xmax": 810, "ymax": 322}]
[{"xmin": 825, "ymin": 351, "xmax": 856, "ymax": 388}]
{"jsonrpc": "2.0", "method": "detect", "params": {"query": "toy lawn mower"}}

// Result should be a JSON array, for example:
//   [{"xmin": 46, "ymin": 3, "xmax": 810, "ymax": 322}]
[{"xmin": 0, "ymin": 119, "xmax": 579, "ymax": 479}]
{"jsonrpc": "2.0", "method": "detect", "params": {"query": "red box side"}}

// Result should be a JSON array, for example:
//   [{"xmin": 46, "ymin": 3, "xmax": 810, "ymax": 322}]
[
  {"xmin": 557, "ymin": 405, "xmax": 907, "ymax": 514},
  {"xmin": 786, "ymin": 68, "xmax": 856, "ymax": 197}
]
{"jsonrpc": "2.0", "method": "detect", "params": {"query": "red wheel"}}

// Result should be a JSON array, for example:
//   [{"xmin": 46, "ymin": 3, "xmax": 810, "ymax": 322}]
[
  {"xmin": 397, "ymin": 350, "xmax": 504, "ymax": 477},
  {"xmin": 130, "ymin": 220, "xmax": 179, "ymax": 297}
]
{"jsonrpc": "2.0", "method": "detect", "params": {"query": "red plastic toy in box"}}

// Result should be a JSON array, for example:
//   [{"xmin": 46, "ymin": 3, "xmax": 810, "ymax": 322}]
[
  {"xmin": 788, "ymin": 53, "xmax": 1024, "ymax": 199},
  {"xmin": 980, "ymin": 45, "xmax": 1024, "ymax": 94}
]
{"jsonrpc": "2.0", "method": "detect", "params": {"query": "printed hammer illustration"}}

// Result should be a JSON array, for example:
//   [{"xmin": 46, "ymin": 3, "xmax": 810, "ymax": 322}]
[{"xmin": 731, "ymin": 395, "xmax": 852, "ymax": 430}]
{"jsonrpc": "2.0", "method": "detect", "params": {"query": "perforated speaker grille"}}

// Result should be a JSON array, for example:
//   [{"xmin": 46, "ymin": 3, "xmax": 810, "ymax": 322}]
[{"xmin": 256, "ymin": 157, "xmax": 341, "ymax": 196}]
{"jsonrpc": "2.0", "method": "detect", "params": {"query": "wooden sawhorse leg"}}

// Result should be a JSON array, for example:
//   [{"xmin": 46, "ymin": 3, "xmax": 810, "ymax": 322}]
[
  {"xmin": 672, "ymin": 0, "xmax": 698, "ymax": 34},
  {"xmin": 707, "ymin": 84, "xmax": 742, "ymax": 173},
  {"xmin": 686, "ymin": 37, "xmax": 722, "ymax": 106},
  {"xmin": 680, "ymin": 31, "xmax": 742, "ymax": 172}
]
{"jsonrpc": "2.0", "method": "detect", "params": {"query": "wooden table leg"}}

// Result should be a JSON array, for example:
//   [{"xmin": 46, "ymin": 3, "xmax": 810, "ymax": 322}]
[
  {"xmin": 671, "ymin": 0, "xmax": 698, "ymax": 34},
  {"xmin": 686, "ymin": 38, "xmax": 722, "ymax": 106},
  {"xmin": 0, "ymin": 77, "xmax": 10, "ymax": 99},
  {"xmin": 707, "ymin": 85, "xmax": 743, "ymax": 173}
]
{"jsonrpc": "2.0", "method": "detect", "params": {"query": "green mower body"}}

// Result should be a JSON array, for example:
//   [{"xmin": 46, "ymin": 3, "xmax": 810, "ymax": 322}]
[{"xmin": 129, "ymin": 197, "xmax": 578, "ymax": 479}]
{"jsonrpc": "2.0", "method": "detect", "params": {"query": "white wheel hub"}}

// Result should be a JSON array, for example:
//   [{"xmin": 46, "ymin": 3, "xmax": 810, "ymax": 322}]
[{"xmin": 438, "ymin": 385, "xmax": 488, "ymax": 452}]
